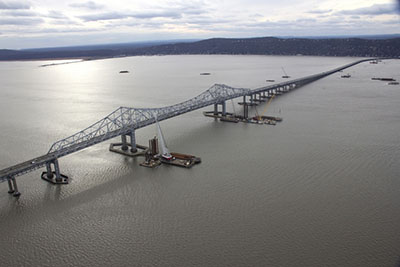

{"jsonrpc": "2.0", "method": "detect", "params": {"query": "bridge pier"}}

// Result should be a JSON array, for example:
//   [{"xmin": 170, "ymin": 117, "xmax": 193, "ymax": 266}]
[
  {"xmin": 11, "ymin": 178, "xmax": 20, "ymax": 197},
  {"xmin": 213, "ymin": 102, "xmax": 227, "ymax": 116},
  {"xmin": 109, "ymin": 130, "xmax": 147, "ymax": 157},
  {"xmin": 7, "ymin": 179, "xmax": 14, "ymax": 194},
  {"xmin": 221, "ymin": 101, "xmax": 226, "ymax": 116},
  {"xmin": 6, "ymin": 177, "xmax": 20, "ymax": 197},
  {"xmin": 129, "ymin": 130, "xmax": 137, "ymax": 153},
  {"xmin": 121, "ymin": 134, "xmax": 128, "ymax": 151},
  {"xmin": 41, "ymin": 159, "xmax": 69, "ymax": 184},
  {"xmin": 120, "ymin": 131, "xmax": 137, "ymax": 152}
]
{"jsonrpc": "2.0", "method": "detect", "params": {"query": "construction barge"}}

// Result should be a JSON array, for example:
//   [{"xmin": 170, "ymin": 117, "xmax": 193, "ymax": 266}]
[
  {"xmin": 140, "ymin": 118, "xmax": 202, "ymax": 168},
  {"xmin": 203, "ymin": 111, "xmax": 282, "ymax": 125},
  {"xmin": 160, "ymin": 152, "xmax": 201, "ymax": 168},
  {"xmin": 371, "ymin": 77, "xmax": 396, "ymax": 81}
]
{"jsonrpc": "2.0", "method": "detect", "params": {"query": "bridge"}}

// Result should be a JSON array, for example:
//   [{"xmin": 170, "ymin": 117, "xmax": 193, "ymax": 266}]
[{"xmin": 0, "ymin": 58, "xmax": 374, "ymax": 196}]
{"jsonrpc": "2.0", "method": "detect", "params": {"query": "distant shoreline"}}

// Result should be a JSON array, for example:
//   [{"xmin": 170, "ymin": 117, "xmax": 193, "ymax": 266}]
[
  {"xmin": 0, "ymin": 54, "xmax": 370, "ymax": 65},
  {"xmin": 1, "ymin": 36, "xmax": 400, "ymax": 61}
]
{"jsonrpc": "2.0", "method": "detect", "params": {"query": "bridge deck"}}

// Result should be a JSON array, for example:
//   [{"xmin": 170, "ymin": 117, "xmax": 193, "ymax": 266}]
[{"xmin": 0, "ymin": 58, "xmax": 374, "ymax": 182}]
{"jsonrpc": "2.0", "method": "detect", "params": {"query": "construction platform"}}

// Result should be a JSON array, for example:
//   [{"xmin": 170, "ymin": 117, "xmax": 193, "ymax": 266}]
[
  {"xmin": 109, "ymin": 143, "xmax": 148, "ymax": 157},
  {"xmin": 203, "ymin": 111, "xmax": 282, "ymax": 125},
  {"xmin": 160, "ymin": 152, "xmax": 201, "ymax": 168}
]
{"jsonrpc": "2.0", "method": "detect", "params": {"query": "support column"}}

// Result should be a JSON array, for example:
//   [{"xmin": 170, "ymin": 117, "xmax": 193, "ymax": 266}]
[
  {"xmin": 11, "ymin": 177, "xmax": 20, "ymax": 197},
  {"xmin": 243, "ymin": 103, "xmax": 249, "ymax": 118},
  {"xmin": 46, "ymin": 163, "xmax": 54, "ymax": 179},
  {"xmin": 214, "ymin": 103, "xmax": 218, "ymax": 115},
  {"xmin": 7, "ymin": 179, "xmax": 14, "ymax": 194},
  {"xmin": 221, "ymin": 102, "xmax": 226, "ymax": 116},
  {"xmin": 53, "ymin": 159, "xmax": 62, "ymax": 183},
  {"xmin": 129, "ymin": 130, "xmax": 137, "ymax": 153},
  {"xmin": 121, "ymin": 134, "xmax": 128, "ymax": 151},
  {"xmin": 243, "ymin": 95, "xmax": 247, "ymax": 104}
]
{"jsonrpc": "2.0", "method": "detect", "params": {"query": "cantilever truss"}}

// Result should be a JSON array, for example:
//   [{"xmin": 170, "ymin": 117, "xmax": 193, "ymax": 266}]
[{"xmin": 48, "ymin": 84, "xmax": 251, "ymax": 157}]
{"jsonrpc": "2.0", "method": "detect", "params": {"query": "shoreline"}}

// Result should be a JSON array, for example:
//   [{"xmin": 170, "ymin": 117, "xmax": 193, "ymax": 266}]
[{"xmin": 0, "ymin": 54, "xmax": 369, "ymax": 64}]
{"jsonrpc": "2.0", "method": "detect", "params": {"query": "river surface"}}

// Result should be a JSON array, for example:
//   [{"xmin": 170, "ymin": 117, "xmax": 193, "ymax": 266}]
[{"xmin": 0, "ymin": 55, "xmax": 399, "ymax": 267}]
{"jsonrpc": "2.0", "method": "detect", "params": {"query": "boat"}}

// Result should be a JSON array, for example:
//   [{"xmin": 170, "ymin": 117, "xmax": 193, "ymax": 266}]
[
  {"xmin": 170, "ymin": 152, "xmax": 201, "ymax": 164},
  {"xmin": 266, "ymin": 79, "xmax": 275, "ymax": 82},
  {"xmin": 260, "ymin": 115, "xmax": 283, "ymax": 122},
  {"xmin": 119, "ymin": 70, "xmax": 129, "ymax": 73},
  {"xmin": 200, "ymin": 72, "xmax": 211, "ymax": 75},
  {"xmin": 220, "ymin": 117, "xmax": 239, "ymax": 123},
  {"xmin": 371, "ymin": 77, "xmax": 396, "ymax": 81},
  {"xmin": 281, "ymin": 67, "xmax": 290, "ymax": 78},
  {"xmin": 341, "ymin": 74, "xmax": 351, "ymax": 78},
  {"xmin": 388, "ymin": 81, "xmax": 399, "ymax": 85}
]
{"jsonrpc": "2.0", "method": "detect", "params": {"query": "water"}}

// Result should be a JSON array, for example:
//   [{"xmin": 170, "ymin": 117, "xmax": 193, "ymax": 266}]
[{"xmin": 0, "ymin": 55, "xmax": 399, "ymax": 266}]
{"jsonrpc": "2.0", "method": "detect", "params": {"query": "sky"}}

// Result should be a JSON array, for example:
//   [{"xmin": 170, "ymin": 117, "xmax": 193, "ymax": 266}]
[{"xmin": 0, "ymin": 0, "xmax": 399, "ymax": 49}]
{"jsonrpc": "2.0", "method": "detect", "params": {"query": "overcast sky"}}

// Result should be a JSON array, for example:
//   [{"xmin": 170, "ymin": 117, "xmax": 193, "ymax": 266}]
[{"xmin": 0, "ymin": 0, "xmax": 399, "ymax": 49}]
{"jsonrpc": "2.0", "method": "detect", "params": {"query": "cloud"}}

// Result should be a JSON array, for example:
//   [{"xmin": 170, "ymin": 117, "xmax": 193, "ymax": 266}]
[
  {"xmin": 1, "ymin": 9, "xmax": 37, "ymax": 16},
  {"xmin": 78, "ymin": 12, "xmax": 126, "ymax": 21},
  {"xmin": 0, "ymin": 17, "xmax": 43, "ymax": 25},
  {"xmin": 69, "ymin": 1, "xmax": 104, "ymax": 10},
  {"xmin": 0, "ymin": 0, "xmax": 30, "ymax": 10},
  {"xmin": 307, "ymin": 9, "xmax": 332, "ymax": 14},
  {"xmin": 337, "ymin": 3, "xmax": 397, "ymax": 16},
  {"xmin": 46, "ymin": 10, "xmax": 68, "ymax": 19},
  {"xmin": 78, "ymin": 10, "xmax": 182, "ymax": 22}
]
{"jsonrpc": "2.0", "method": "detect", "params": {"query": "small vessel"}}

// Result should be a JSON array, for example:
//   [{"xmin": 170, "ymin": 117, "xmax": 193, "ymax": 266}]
[
  {"xmin": 372, "ymin": 77, "xmax": 396, "ymax": 81},
  {"xmin": 119, "ymin": 70, "xmax": 129, "ymax": 73},
  {"xmin": 266, "ymin": 79, "xmax": 275, "ymax": 82},
  {"xmin": 281, "ymin": 67, "xmax": 290, "ymax": 78},
  {"xmin": 220, "ymin": 116, "xmax": 239, "ymax": 123},
  {"xmin": 388, "ymin": 81, "xmax": 399, "ymax": 85},
  {"xmin": 200, "ymin": 72, "xmax": 211, "ymax": 75},
  {"xmin": 341, "ymin": 74, "xmax": 351, "ymax": 78}
]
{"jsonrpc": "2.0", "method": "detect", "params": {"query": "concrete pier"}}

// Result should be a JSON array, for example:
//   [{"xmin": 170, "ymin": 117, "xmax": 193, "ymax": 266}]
[
  {"xmin": 11, "ymin": 178, "xmax": 20, "ymax": 197},
  {"xmin": 7, "ymin": 179, "xmax": 14, "ymax": 194},
  {"xmin": 121, "ymin": 134, "xmax": 128, "ymax": 151},
  {"xmin": 110, "ymin": 131, "xmax": 147, "ymax": 157},
  {"xmin": 129, "ymin": 131, "xmax": 137, "ymax": 153},
  {"xmin": 41, "ymin": 159, "xmax": 69, "ymax": 184}
]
